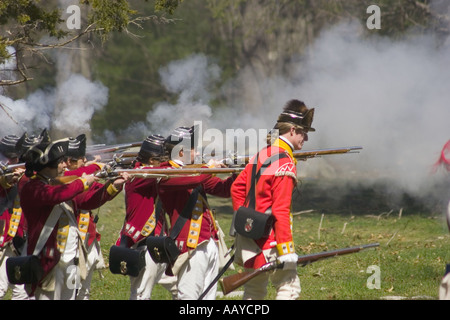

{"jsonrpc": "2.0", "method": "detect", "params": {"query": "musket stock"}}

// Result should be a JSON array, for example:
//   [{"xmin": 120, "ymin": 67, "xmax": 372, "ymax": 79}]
[
  {"xmin": 50, "ymin": 175, "xmax": 82, "ymax": 185},
  {"xmin": 219, "ymin": 243, "xmax": 379, "ymax": 295}
]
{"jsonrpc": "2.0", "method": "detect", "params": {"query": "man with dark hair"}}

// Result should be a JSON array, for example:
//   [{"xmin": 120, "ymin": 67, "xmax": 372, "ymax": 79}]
[
  {"xmin": 231, "ymin": 99, "xmax": 315, "ymax": 300},
  {"xmin": 20, "ymin": 137, "xmax": 128, "ymax": 300},
  {"xmin": 115, "ymin": 134, "xmax": 177, "ymax": 300}
]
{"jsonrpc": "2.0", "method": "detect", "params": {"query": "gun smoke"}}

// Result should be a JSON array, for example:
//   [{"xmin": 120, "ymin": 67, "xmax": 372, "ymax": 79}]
[
  {"xmin": 143, "ymin": 21, "xmax": 450, "ymax": 213},
  {"xmin": 1, "ymin": 15, "xmax": 449, "ymax": 213}
]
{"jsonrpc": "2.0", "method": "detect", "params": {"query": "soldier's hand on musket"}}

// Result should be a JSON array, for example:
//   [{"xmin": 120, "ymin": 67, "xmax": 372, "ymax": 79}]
[
  {"xmin": 4, "ymin": 167, "xmax": 25, "ymax": 185},
  {"xmin": 112, "ymin": 172, "xmax": 130, "ymax": 188},
  {"xmin": 207, "ymin": 159, "xmax": 227, "ymax": 168},
  {"xmin": 82, "ymin": 172, "xmax": 98, "ymax": 186},
  {"xmin": 85, "ymin": 154, "xmax": 102, "ymax": 166},
  {"xmin": 277, "ymin": 253, "xmax": 299, "ymax": 270}
]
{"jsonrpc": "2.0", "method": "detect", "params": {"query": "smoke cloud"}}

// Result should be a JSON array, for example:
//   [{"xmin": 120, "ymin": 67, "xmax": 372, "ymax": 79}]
[
  {"xmin": 0, "ymin": 73, "xmax": 108, "ymax": 137},
  {"xmin": 1, "ymin": 11, "xmax": 449, "ymax": 210},
  {"xmin": 139, "ymin": 20, "xmax": 450, "ymax": 208}
]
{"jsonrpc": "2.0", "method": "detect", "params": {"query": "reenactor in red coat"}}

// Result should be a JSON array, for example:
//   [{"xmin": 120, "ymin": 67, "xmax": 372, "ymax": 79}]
[
  {"xmin": 115, "ymin": 134, "xmax": 177, "ymax": 299},
  {"xmin": 0, "ymin": 134, "xmax": 29, "ymax": 300},
  {"xmin": 63, "ymin": 134, "xmax": 108, "ymax": 300},
  {"xmin": 231, "ymin": 99, "xmax": 315, "ymax": 300},
  {"xmin": 20, "ymin": 136, "xmax": 128, "ymax": 299},
  {"xmin": 157, "ymin": 126, "xmax": 236, "ymax": 300}
]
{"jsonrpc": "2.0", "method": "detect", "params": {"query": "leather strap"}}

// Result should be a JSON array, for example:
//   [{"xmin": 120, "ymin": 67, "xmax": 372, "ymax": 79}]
[
  {"xmin": 169, "ymin": 185, "xmax": 203, "ymax": 240},
  {"xmin": 247, "ymin": 152, "xmax": 288, "ymax": 209}
]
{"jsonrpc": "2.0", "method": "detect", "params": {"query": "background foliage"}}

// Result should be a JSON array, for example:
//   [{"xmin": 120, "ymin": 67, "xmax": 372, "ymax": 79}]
[{"xmin": 1, "ymin": 0, "xmax": 448, "ymax": 137}]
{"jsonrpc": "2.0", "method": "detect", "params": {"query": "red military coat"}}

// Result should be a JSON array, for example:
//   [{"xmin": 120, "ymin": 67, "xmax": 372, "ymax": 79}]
[
  {"xmin": 64, "ymin": 163, "xmax": 103, "ymax": 248},
  {"xmin": 157, "ymin": 160, "xmax": 235, "ymax": 254},
  {"xmin": 116, "ymin": 162, "xmax": 165, "ymax": 247},
  {"xmin": 0, "ymin": 175, "xmax": 28, "ymax": 249},
  {"xmin": 231, "ymin": 138, "xmax": 297, "ymax": 269},
  {"xmin": 20, "ymin": 173, "xmax": 121, "ymax": 292}
]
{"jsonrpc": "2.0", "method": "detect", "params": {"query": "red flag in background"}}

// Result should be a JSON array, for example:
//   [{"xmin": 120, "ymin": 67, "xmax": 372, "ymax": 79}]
[{"xmin": 433, "ymin": 140, "xmax": 450, "ymax": 173}]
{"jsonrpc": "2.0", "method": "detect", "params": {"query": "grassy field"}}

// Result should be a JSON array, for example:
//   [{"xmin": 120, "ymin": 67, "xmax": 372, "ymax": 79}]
[
  {"xmin": 87, "ymin": 182, "xmax": 449, "ymax": 300},
  {"xmin": 5, "ymin": 179, "xmax": 450, "ymax": 300}
]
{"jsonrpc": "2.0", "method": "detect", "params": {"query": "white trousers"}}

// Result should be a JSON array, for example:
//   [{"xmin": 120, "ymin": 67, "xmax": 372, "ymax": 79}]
[
  {"xmin": 35, "ymin": 259, "xmax": 79, "ymax": 300},
  {"xmin": 129, "ymin": 245, "xmax": 177, "ymax": 300},
  {"xmin": 0, "ymin": 244, "xmax": 30, "ymax": 300},
  {"xmin": 177, "ymin": 238, "xmax": 219, "ymax": 300},
  {"xmin": 243, "ymin": 267, "xmax": 301, "ymax": 300},
  {"xmin": 76, "ymin": 240, "xmax": 102, "ymax": 300}
]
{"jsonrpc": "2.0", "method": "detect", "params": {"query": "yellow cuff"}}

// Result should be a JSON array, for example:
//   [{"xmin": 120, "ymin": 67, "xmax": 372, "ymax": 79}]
[
  {"xmin": 79, "ymin": 178, "xmax": 89, "ymax": 191},
  {"xmin": 106, "ymin": 183, "xmax": 119, "ymax": 196},
  {"xmin": 94, "ymin": 163, "xmax": 104, "ymax": 170},
  {"xmin": 276, "ymin": 241, "xmax": 295, "ymax": 256}
]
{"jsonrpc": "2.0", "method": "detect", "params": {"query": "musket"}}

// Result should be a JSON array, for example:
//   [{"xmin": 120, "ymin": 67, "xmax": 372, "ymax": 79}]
[
  {"xmin": 219, "ymin": 146, "xmax": 363, "ymax": 165},
  {"xmin": 95, "ymin": 167, "xmax": 245, "ymax": 180},
  {"xmin": 52, "ymin": 166, "xmax": 242, "ymax": 184},
  {"xmin": 293, "ymin": 146, "xmax": 362, "ymax": 160},
  {"xmin": 86, "ymin": 141, "xmax": 142, "ymax": 155},
  {"xmin": 219, "ymin": 242, "xmax": 379, "ymax": 295},
  {"xmin": 0, "ymin": 162, "xmax": 26, "ymax": 176}
]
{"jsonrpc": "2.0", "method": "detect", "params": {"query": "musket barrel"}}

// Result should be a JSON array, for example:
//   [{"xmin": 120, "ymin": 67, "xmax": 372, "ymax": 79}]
[
  {"xmin": 293, "ymin": 146, "xmax": 363, "ymax": 159},
  {"xmin": 113, "ymin": 167, "xmax": 244, "ymax": 176},
  {"xmin": 218, "ymin": 146, "xmax": 363, "ymax": 165},
  {"xmin": 86, "ymin": 141, "xmax": 142, "ymax": 154}
]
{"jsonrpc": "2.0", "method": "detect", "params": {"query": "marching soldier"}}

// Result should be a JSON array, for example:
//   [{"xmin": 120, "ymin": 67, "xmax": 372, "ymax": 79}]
[
  {"xmin": 115, "ymin": 134, "xmax": 177, "ymax": 300},
  {"xmin": 0, "ymin": 134, "xmax": 29, "ymax": 300},
  {"xmin": 156, "ymin": 125, "xmax": 236, "ymax": 300},
  {"xmin": 230, "ymin": 99, "xmax": 315, "ymax": 300},
  {"xmin": 19, "ymin": 136, "xmax": 129, "ymax": 300}
]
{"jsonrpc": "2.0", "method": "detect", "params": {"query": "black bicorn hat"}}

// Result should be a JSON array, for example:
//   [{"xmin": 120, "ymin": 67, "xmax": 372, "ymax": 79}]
[
  {"xmin": 137, "ymin": 134, "xmax": 166, "ymax": 161},
  {"xmin": 276, "ymin": 99, "xmax": 315, "ymax": 132},
  {"xmin": 0, "ymin": 134, "xmax": 21, "ymax": 159},
  {"xmin": 164, "ymin": 125, "xmax": 200, "ymax": 150},
  {"xmin": 67, "ymin": 134, "xmax": 87, "ymax": 159},
  {"xmin": 23, "ymin": 137, "xmax": 70, "ymax": 172}
]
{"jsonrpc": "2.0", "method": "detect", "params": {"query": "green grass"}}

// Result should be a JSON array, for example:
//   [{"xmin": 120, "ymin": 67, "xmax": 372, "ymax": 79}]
[{"xmin": 5, "ymin": 185, "xmax": 450, "ymax": 300}]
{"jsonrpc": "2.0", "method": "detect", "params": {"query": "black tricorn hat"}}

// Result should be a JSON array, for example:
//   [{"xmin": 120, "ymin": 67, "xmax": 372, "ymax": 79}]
[
  {"xmin": 0, "ymin": 134, "xmax": 21, "ymax": 159},
  {"xmin": 67, "ymin": 134, "xmax": 87, "ymax": 159},
  {"xmin": 16, "ymin": 132, "xmax": 45, "ymax": 161},
  {"xmin": 276, "ymin": 99, "xmax": 315, "ymax": 132},
  {"xmin": 137, "ymin": 134, "xmax": 166, "ymax": 161},
  {"xmin": 24, "ymin": 138, "xmax": 70, "ymax": 173},
  {"xmin": 164, "ymin": 125, "xmax": 199, "ymax": 150}
]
